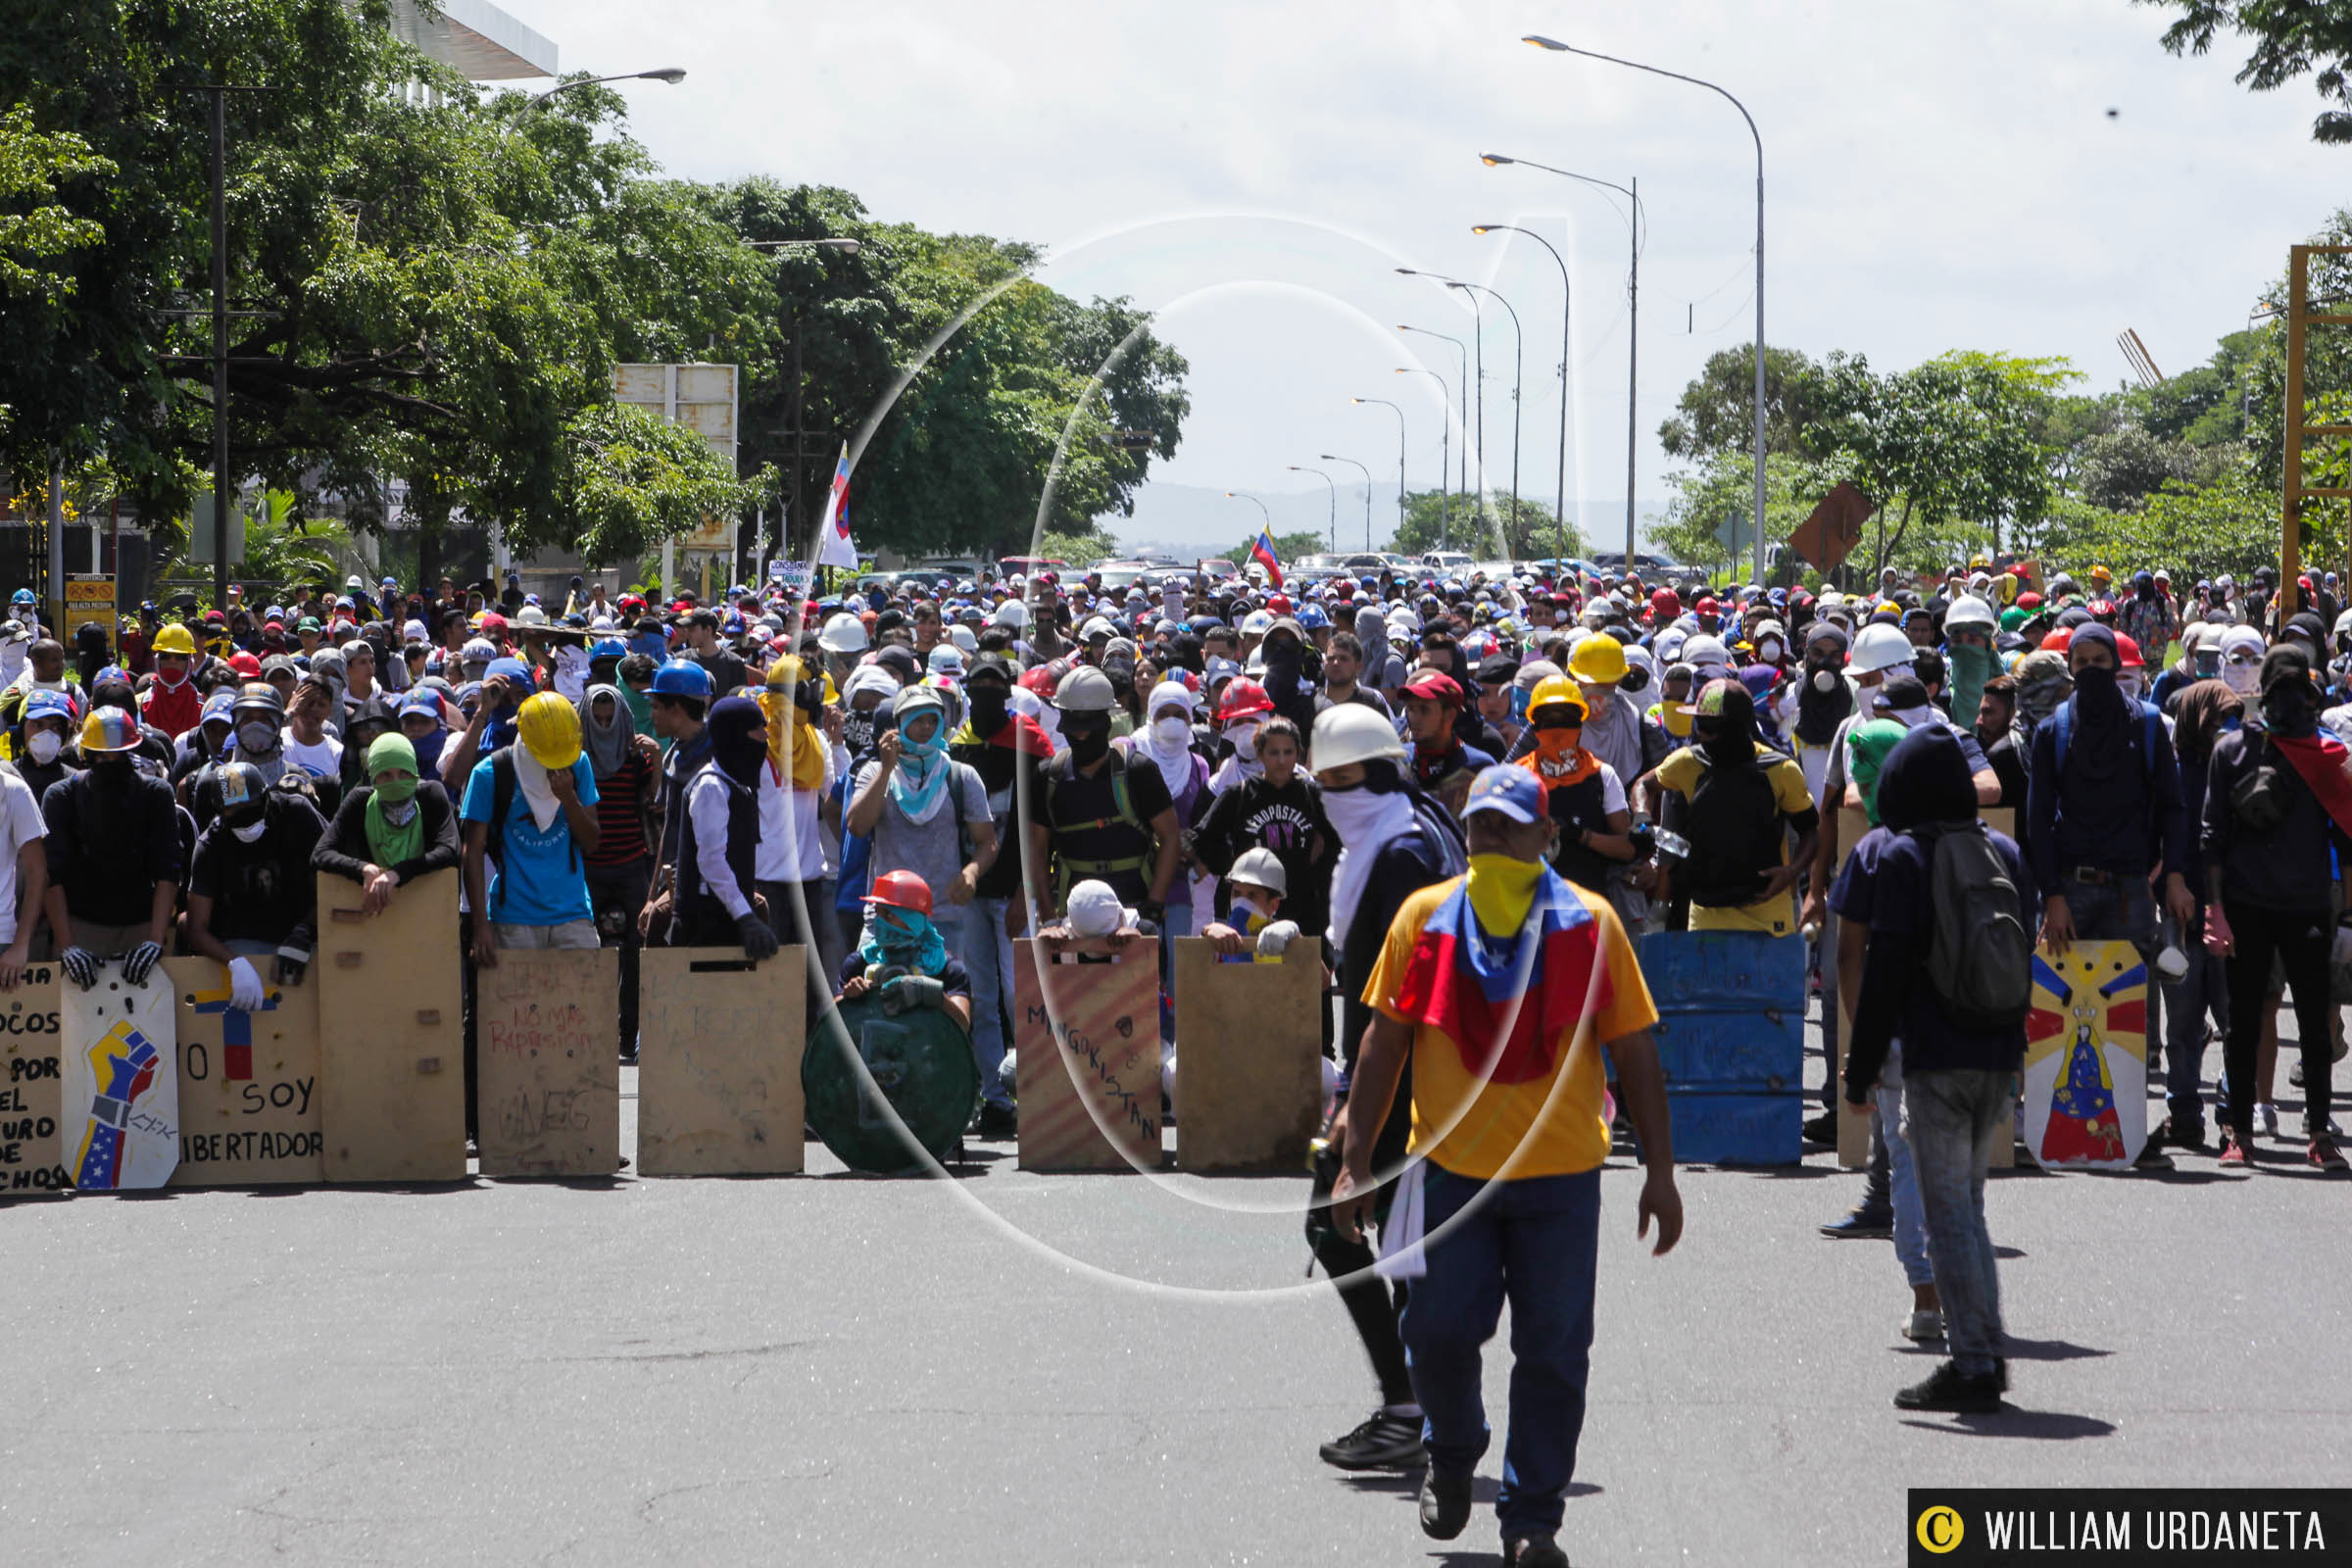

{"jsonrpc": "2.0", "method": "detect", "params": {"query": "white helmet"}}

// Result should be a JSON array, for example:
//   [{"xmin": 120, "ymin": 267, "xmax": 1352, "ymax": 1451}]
[
  {"xmin": 1053, "ymin": 664, "xmax": 1118, "ymax": 712},
  {"xmin": 1311, "ymin": 703, "xmax": 1407, "ymax": 771},
  {"xmin": 1241, "ymin": 609, "xmax": 1276, "ymax": 636},
  {"xmin": 819, "ymin": 612, "xmax": 869, "ymax": 654},
  {"xmin": 994, "ymin": 598, "xmax": 1031, "ymax": 630},
  {"xmin": 1230, "ymin": 846, "xmax": 1289, "ymax": 897},
  {"xmin": 1850, "ymin": 621, "xmax": 1917, "ymax": 675},
  {"xmin": 1682, "ymin": 634, "xmax": 1733, "ymax": 673},
  {"xmin": 1944, "ymin": 594, "xmax": 1996, "ymax": 631}
]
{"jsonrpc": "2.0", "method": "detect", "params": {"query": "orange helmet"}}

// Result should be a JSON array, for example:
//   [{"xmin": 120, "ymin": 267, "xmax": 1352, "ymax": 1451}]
[{"xmin": 861, "ymin": 869, "xmax": 934, "ymax": 917}]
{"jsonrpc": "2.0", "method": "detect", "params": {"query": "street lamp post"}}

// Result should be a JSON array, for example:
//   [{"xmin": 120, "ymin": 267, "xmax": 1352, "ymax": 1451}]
[
  {"xmin": 1524, "ymin": 35, "xmax": 1764, "ymax": 585},
  {"xmin": 1390, "ymin": 371, "xmax": 1449, "ymax": 548},
  {"xmin": 1399, "ymin": 273, "xmax": 1492, "ymax": 547},
  {"xmin": 1397, "ymin": 325, "xmax": 1469, "ymax": 552},
  {"xmin": 526, "ymin": 67, "xmax": 688, "ymax": 107},
  {"xmin": 1225, "ymin": 491, "xmax": 1272, "ymax": 533},
  {"xmin": 1348, "ymin": 398, "xmax": 1406, "ymax": 551},
  {"xmin": 1320, "ymin": 455, "xmax": 1374, "ymax": 552},
  {"xmin": 1472, "ymin": 222, "xmax": 1572, "ymax": 566},
  {"xmin": 1287, "ymin": 466, "xmax": 1336, "ymax": 551},
  {"xmin": 1483, "ymin": 154, "xmax": 1645, "ymax": 569},
  {"xmin": 1451, "ymin": 281, "xmax": 1524, "ymax": 559}
]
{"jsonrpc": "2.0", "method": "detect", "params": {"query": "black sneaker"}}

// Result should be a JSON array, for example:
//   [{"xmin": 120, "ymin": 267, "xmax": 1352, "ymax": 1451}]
[
  {"xmin": 1419, "ymin": 1465, "xmax": 1473, "ymax": 1540},
  {"xmin": 1801, "ymin": 1110, "xmax": 1837, "ymax": 1145},
  {"xmin": 1506, "ymin": 1536, "xmax": 1570, "ymax": 1568},
  {"xmin": 1893, "ymin": 1360, "xmax": 2003, "ymax": 1413},
  {"xmin": 2158, "ymin": 1113, "xmax": 2208, "ymax": 1152},
  {"xmin": 1818, "ymin": 1209, "xmax": 1893, "ymax": 1240},
  {"xmin": 2133, "ymin": 1140, "xmax": 2175, "ymax": 1169},
  {"xmin": 1317, "ymin": 1410, "xmax": 1424, "ymax": 1471},
  {"xmin": 972, "ymin": 1101, "xmax": 1019, "ymax": 1139}
]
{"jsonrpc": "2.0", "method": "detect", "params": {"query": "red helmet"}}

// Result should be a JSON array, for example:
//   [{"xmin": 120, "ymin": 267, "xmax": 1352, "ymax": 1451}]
[
  {"xmin": 1216, "ymin": 677, "xmax": 1274, "ymax": 724},
  {"xmin": 2038, "ymin": 628, "xmax": 2074, "ymax": 652},
  {"xmin": 1266, "ymin": 594, "xmax": 1293, "ymax": 613},
  {"xmin": 861, "ymin": 869, "xmax": 934, "ymax": 917},
  {"xmin": 2114, "ymin": 632, "xmax": 2144, "ymax": 669}
]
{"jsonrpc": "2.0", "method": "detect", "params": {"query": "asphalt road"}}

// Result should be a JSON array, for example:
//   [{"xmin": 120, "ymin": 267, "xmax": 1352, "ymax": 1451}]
[{"xmin": 7, "ymin": 1016, "xmax": 2350, "ymax": 1567}]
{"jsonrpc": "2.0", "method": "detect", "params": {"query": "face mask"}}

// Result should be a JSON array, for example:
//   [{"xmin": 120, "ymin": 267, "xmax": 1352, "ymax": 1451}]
[
  {"xmin": 1226, "ymin": 720, "xmax": 1260, "ymax": 762},
  {"xmin": 1152, "ymin": 715, "xmax": 1191, "ymax": 749},
  {"xmin": 966, "ymin": 689, "xmax": 1008, "ymax": 736},
  {"xmin": 237, "ymin": 720, "xmax": 277, "ymax": 754},
  {"xmin": 24, "ymin": 730, "xmax": 61, "ymax": 764},
  {"xmin": 2223, "ymin": 658, "xmax": 2262, "ymax": 698},
  {"xmin": 1756, "ymin": 637, "xmax": 1784, "ymax": 664},
  {"xmin": 2118, "ymin": 671, "xmax": 2143, "ymax": 703},
  {"xmin": 1064, "ymin": 721, "xmax": 1110, "ymax": 765},
  {"xmin": 374, "ymin": 773, "xmax": 418, "ymax": 806},
  {"xmin": 157, "ymin": 663, "xmax": 189, "ymax": 689},
  {"xmin": 231, "ymin": 818, "xmax": 269, "ymax": 844},
  {"xmin": 1464, "ymin": 851, "xmax": 1546, "ymax": 935}
]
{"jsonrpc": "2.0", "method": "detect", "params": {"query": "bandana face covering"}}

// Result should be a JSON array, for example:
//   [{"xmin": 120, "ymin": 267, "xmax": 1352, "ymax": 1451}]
[{"xmin": 1464, "ymin": 851, "xmax": 1545, "ymax": 936}]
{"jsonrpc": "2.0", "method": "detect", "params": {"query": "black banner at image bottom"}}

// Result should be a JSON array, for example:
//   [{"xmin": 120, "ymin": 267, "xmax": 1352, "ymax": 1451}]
[{"xmin": 1908, "ymin": 1490, "xmax": 2352, "ymax": 1566}]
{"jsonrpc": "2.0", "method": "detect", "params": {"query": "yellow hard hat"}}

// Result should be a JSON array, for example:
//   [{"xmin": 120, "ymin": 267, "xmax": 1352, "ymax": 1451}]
[
  {"xmin": 151, "ymin": 623, "xmax": 198, "ymax": 658},
  {"xmin": 2089, "ymin": 564, "xmax": 2113, "ymax": 583},
  {"xmin": 516, "ymin": 691, "xmax": 582, "ymax": 770},
  {"xmin": 1567, "ymin": 635, "xmax": 1629, "ymax": 686},
  {"xmin": 765, "ymin": 655, "xmax": 806, "ymax": 690},
  {"xmin": 1528, "ymin": 674, "xmax": 1588, "ymax": 723}
]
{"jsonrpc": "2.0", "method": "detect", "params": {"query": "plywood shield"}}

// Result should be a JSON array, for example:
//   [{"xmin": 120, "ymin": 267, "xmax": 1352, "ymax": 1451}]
[
  {"xmin": 635, "ymin": 947, "xmax": 806, "ymax": 1176},
  {"xmin": 167, "ymin": 956, "xmax": 322, "ymax": 1187},
  {"xmin": 0, "ymin": 964, "xmax": 68, "ymax": 1194},
  {"xmin": 475, "ymin": 948, "xmax": 620, "ymax": 1178},
  {"xmin": 61, "ymin": 964, "xmax": 178, "ymax": 1191},
  {"xmin": 316, "ymin": 870, "xmax": 466, "ymax": 1182},
  {"xmin": 1013, "ymin": 940, "xmax": 1160, "ymax": 1172},
  {"xmin": 2023, "ymin": 944, "xmax": 2148, "ymax": 1170},
  {"xmin": 1171, "ymin": 938, "xmax": 1322, "ymax": 1171}
]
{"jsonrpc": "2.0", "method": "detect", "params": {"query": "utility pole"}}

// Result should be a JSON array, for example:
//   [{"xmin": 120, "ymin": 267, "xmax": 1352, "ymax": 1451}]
[{"xmin": 210, "ymin": 84, "xmax": 229, "ymax": 614}]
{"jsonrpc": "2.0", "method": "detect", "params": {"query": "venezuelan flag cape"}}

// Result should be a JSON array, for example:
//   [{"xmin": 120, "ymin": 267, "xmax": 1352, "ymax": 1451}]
[{"xmin": 1388, "ymin": 869, "xmax": 1609, "ymax": 1084}]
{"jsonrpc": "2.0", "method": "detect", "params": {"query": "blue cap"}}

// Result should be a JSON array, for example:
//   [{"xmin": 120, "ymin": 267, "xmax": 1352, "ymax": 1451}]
[
  {"xmin": 485, "ymin": 657, "xmax": 533, "ymax": 687},
  {"xmin": 1461, "ymin": 764, "xmax": 1544, "ymax": 826},
  {"xmin": 400, "ymin": 691, "xmax": 444, "ymax": 719},
  {"xmin": 24, "ymin": 689, "xmax": 75, "ymax": 722}
]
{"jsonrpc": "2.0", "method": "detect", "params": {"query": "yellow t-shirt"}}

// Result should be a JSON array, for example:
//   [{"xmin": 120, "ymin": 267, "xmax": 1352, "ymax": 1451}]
[
  {"xmin": 1652, "ymin": 745, "xmax": 1815, "ymax": 835},
  {"xmin": 1363, "ymin": 876, "xmax": 1658, "ymax": 1181}
]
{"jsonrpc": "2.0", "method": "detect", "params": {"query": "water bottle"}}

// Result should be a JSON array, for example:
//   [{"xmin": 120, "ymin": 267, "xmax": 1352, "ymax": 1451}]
[{"xmin": 1644, "ymin": 823, "xmax": 1692, "ymax": 860}]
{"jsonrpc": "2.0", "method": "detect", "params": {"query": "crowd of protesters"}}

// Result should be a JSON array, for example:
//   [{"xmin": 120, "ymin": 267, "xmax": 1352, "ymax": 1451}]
[{"xmin": 11, "ymin": 548, "xmax": 2352, "ymax": 1567}]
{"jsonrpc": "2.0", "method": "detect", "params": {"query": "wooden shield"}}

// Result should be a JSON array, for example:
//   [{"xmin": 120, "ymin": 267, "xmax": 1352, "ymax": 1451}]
[
  {"xmin": 0, "ymin": 963, "xmax": 68, "ymax": 1194},
  {"xmin": 1013, "ymin": 939, "xmax": 1160, "ymax": 1172},
  {"xmin": 2022, "ymin": 943, "xmax": 2148, "ymax": 1170},
  {"xmin": 316, "ymin": 869, "xmax": 466, "ymax": 1182},
  {"xmin": 167, "ymin": 955, "xmax": 322, "ymax": 1187},
  {"xmin": 635, "ymin": 947, "xmax": 807, "ymax": 1176},
  {"xmin": 1171, "ymin": 938, "xmax": 1322, "ymax": 1171},
  {"xmin": 475, "ymin": 948, "xmax": 621, "ymax": 1178},
  {"xmin": 61, "ymin": 964, "xmax": 178, "ymax": 1191}
]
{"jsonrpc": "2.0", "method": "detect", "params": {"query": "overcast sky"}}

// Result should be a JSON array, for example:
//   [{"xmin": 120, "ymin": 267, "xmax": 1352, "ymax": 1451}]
[{"xmin": 532, "ymin": 0, "xmax": 2341, "ymax": 547}]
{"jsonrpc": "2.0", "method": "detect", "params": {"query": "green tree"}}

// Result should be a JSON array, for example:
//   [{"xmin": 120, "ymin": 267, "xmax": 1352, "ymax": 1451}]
[
  {"xmin": 0, "ymin": 105, "xmax": 110, "ymax": 306},
  {"xmin": 1030, "ymin": 527, "xmax": 1124, "ymax": 566},
  {"xmin": 2141, "ymin": 0, "xmax": 2352, "ymax": 142},
  {"xmin": 562, "ymin": 403, "xmax": 773, "ymax": 567},
  {"xmin": 1387, "ymin": 488, "xmax": 1585, "ymax": 561},
  {"xmin": 1656, "ymin": 344, "xmax": 1826, "ymax": 461}
]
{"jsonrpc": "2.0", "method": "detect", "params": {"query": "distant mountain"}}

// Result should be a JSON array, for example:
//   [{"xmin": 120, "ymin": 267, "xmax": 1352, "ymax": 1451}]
[{"xmin": 1100, "ymin": 482, "xmax": 1672, "ymax": 560}]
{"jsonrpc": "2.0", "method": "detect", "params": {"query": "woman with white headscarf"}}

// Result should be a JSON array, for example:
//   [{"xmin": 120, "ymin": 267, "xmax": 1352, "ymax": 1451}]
[{"xmin": 1118, "ymin": 679, "xmax": 1212, "ymax": 932}]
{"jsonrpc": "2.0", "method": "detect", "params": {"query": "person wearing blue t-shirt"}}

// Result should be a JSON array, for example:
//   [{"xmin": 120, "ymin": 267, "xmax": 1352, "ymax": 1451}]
[{"xmin": 462, "ymin": 691, "xmax": 602, "ymax": 963}]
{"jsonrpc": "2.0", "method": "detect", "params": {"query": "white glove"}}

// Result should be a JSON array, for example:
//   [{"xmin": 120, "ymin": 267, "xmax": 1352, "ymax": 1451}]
[
  {"xmin": 1255, "ymin": 919, "xmax": 1301, "ymax": 958},
  {"xmin": 227, "ymin": 956, "xmax": 267, "ymax": 1013}
]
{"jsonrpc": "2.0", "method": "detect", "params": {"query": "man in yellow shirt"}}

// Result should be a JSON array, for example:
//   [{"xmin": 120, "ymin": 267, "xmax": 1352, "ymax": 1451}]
[
  {"xmin": 1648, "ymin": 677, "xmax": 1818, "ymax": 936},
  {"xmin": 1333, "ymin": 764, "xmax": 1682, "ymax": 1568}
]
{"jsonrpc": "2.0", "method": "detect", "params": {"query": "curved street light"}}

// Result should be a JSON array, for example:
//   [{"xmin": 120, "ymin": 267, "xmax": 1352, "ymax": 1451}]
[
  {"xmin": 1389, "ymin": 370, "xmax": 1451, "ymax": 547},
  {"xmin": 1287, "ymin": 466, "xmax": 1336, "ymax": 551},
  {"xmin": 1524, "ymin": 34, "xmax": 1765, "ymax": 584},
  {"xmin": 527, "ymin": 67, "xmax": 687, "ymax": 108},
  {"xmin": 1224, "ymin": 490, "xmax": 1272, "ymax": 534},
  {"xmin": 1320, "ymin": 455, "xmax": 1374, "ymax": 553},
  {"xmin": 1348, "ymin": 399, "xmax": 1407, "ymax": 552},
  {"xmin": 1483, "ymin": 153, "xmax": 1646, "ymax": 566},
  {"xmin": 1473, "ymin": 223, "xmax": 1571, "ymax": 564},
  {"xmin": 1447, "ymin": 278, "xmax": 1525, "ymax": 557},
  {"xmin": 1397, "ymin": 323, "xmax": 1470, "ymax": 549}
]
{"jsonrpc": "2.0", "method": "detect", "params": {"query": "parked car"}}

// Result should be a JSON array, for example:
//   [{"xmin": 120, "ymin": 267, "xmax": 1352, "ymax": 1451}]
[
  {"xmin": 996, "ymin": 555, "xmax": 1067, "ymax": 578},
  {"xmin": 1420, "ymin": 550, "xmax": 1475, "ymax": 574}
]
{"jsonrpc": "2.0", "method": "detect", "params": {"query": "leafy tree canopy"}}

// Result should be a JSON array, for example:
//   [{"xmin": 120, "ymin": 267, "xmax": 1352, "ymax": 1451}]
[{"xmin": 2142, "ymin": 0, "xmax": 2352, "ymax": 143}]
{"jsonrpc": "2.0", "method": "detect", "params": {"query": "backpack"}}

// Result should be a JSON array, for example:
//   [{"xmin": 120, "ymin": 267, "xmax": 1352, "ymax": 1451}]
[
  {"xmin": 1920, "ymin": 819, "xmax": 2032, "ymax": 1033},
  {"xmin": 1677, "ymin": 754, "xmax": 1786, "ymax": 907}
]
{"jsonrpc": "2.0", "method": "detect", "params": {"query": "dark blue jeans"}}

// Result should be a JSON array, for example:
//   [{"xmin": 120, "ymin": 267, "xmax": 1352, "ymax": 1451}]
[{"xmin": 1400, "ymin": 1166, "xmax": 1601, "ymax": 1542}]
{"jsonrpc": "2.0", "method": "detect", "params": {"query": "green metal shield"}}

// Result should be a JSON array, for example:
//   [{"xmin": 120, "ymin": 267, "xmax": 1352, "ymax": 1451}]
[{"xmin": 802, "ymin": 994, "xmax": 979, "ymax": 1174}]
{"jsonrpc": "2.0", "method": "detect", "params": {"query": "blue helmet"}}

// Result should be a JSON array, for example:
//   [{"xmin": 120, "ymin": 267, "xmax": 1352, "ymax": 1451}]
[
  {"xmin": 650, "ymin": 659, "xmax": 712, "ymax": 699},
  {"xmin": 1296, "ymin": 604, "xmax": 1329, "ymax": 631},
  {"xmin": 590, "ymin": 637, "xmax": 627, "ymax": 659}
]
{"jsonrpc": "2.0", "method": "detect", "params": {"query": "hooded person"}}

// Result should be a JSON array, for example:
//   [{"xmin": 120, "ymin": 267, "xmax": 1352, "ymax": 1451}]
[
  {"xmin": 838, "ymin": 663, "xmax": 900, "ymax": 762},
  {"xmin": 1298, "ymin": 701, "xmax": 1470, "ymax": 1477},
  {"xmin": 674, "ymin": 694, "xmax": 777, "ymax": 957},
  {"xmin": 2009, "ymin": 650, "xmax": 2073, "ymax": 740},
  {"xmin": 846, "ymin": 683, "xmax": 996, "ymax": 959},
  {"xmin": 1354, "ymin": 603, "xmax": 1405, "ymax": 693},
  {"xmin": 2203, "ymin": 644, "xmax": 2352, "ymax": 1169},
  {"xmin": 835, "ymin": 869, "xmax": 975, "ymax": 1031},
  {"xmin": 1514, "ymin": 675, "xmax": 1636, "ymax": 898},
  {"xmin": 1843, "ymin": 717, "xmax": 1911, "ymax": 827},
  {"xmin": 2216, "ymin": 623, "xmax": 2267, "ymax": 701}
]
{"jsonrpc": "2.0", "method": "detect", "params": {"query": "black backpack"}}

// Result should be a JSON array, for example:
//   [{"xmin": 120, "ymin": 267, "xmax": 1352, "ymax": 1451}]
[
  {"xmin": 1677, "ymin": 755, "xmax": 1785, "ymax": 907},
  {"xmin": 1918, "ymin": 818, "xmax": 2033, "ymax": 1032}
]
